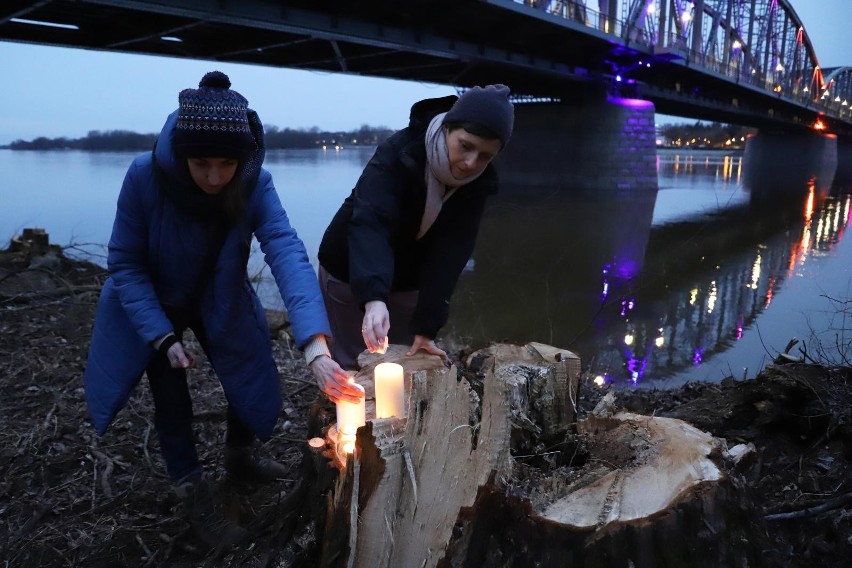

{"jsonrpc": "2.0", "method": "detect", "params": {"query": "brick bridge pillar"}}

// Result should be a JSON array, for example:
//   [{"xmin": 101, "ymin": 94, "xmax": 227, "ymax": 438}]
[
  {"xmin": 835, "ymin": 138, "xmax": 852, "ymax": 190},
  {"xmin": 494, "ymin": 94, "xmax": 658, "ymax": 193},
  {"xmin": 743, "ymin": 130, "xmax": 838, "ymax": 201}
]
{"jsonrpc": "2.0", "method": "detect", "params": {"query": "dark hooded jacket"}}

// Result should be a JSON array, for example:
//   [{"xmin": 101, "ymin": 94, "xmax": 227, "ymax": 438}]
[
  {"xmin": 84, "ymin": 109, "xmax": 331, "ymax": 439},
  {"xmin": 317, "ymin": 96, "xmax": 498, "ymax": 338}
]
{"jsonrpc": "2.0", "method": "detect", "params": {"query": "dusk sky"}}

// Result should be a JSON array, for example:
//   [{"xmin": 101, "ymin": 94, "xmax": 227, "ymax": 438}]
[{"xmin": 2, "ymin": 1, "xmax": 849, "ymax": 145}]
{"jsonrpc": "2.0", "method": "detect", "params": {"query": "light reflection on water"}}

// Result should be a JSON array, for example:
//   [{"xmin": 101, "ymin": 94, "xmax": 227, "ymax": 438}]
[
  {"xmin": 2, "ymin": 147, "xmax": 851, "ymax": 388},
  {"xmin": 598, "ymin": 188, "xmax": 852, "ymax": 388},
  {"xmin": 446, "ymin": 149, "xmax": 852, "ymax": 388},
  {"xmin": 653, "ymin": 150, "xmax": 748, "ymax": 225}
]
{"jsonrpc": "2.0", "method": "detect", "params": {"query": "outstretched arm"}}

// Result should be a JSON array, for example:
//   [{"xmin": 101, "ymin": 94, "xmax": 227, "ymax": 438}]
[{"xmin": 305, "ymin": 334, "xmax": 364, "ymax": 404}]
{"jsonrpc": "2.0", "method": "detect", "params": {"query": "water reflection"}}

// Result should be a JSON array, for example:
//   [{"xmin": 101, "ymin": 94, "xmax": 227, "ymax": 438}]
[
  {"xmin": 614, "ymin": 187, "xmax": 850, "ymax": 387},
  {"xmin": 653, "ymin": 150, "xmax": 749, "ymax": 225},
  {"xmin": 444, "ymin": 185, "xmax": 655, "ymax": 366},
  {"xmin": 659, "ymin": 152, "xmax": 743, "ymax": 186},
  {"xmin": 446, "ymin": 154, "xmax": 851, "ymax": 388}
]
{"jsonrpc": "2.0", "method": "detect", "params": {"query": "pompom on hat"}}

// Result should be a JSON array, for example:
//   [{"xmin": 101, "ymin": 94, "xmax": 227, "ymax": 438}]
[
  {"xmin": 173, "ymin": 71, "xmax": 256, "ymax": 159},
  {"xmin": 443, "ymin": 84, "xmax": 514, "ymax": 147}
]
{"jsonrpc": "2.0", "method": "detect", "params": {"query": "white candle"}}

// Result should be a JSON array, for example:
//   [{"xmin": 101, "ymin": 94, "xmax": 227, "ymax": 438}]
[
  {"xmin": 375, "ymin": 362, "xmax": 405, "ymax": 419},
  {"xmin": 336, "ymin": 380, "xmax": 366, "ymax": 436}
]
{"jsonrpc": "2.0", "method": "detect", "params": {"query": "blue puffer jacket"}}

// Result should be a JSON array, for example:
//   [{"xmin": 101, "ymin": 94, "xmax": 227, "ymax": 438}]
[{"xmin": 84, "ymin": 110, "xmax": 330, "ymax": 439}]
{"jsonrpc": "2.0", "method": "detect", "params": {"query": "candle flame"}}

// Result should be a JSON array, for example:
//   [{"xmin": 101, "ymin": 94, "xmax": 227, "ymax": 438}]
[{"xmin": 339, "ymin": 431, "xmax": 357, "ymax": 454}]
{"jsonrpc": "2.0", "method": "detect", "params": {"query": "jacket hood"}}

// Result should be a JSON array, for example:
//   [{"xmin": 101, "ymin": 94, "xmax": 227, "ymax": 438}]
[
  {"xmin": 153, "ymin": 108, "xmax": 267, "ymax": 190},
  {"xmin": 408, "ymin": 95, "xmax": 458, "ymax": 132}
]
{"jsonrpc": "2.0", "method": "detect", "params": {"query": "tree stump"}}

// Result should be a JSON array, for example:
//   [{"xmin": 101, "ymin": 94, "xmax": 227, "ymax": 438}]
[{"xmin": 298, "ymin": 343, "xmax": 770, "ymax": 568}]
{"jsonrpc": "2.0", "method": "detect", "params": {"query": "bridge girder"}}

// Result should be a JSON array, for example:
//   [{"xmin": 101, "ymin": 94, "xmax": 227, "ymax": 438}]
[
  {"xmin": 1, "ymin": 0, "xmax": 850, "ymax": 134},
  {"xmin": 517, "ymin": 0, "xmax": 851, "ymax": 132}
]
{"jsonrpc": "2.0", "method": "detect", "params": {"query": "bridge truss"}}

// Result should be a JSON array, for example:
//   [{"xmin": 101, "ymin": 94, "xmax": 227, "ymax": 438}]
[{"xmin": 523, "ymin": 0, "xmax": 851, "ymax": 123}]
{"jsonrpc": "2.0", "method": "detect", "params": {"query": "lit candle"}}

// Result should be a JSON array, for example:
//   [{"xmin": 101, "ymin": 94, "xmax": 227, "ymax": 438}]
[
  {"xmin": 336, "ymin": 380, "xmax": 366, "ymax": 437},
  {"xmin": 375, "ymin": 362, "xmax": 405, "ymax": 419}
]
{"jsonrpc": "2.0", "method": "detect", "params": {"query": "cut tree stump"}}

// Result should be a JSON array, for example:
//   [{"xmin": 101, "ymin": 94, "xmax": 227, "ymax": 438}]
[{"xmin": 293, "ymin": 343, "xmax": 770, "ymax": 568}]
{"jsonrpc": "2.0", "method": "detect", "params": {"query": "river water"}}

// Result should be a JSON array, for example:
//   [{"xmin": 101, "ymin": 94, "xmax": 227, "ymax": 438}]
[{"xmin": 3, "ymin": 147, "xmax": 851, "ymax": 388}]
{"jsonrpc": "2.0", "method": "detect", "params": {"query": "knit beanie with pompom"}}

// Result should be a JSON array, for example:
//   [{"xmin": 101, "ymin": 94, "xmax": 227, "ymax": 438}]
[{"xmin": 173, "ymin": 71, "xmax": 256, "ymax": 159}]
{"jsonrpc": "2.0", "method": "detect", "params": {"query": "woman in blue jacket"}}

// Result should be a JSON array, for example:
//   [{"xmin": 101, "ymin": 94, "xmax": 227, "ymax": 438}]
[
  {"xmin": 318, "ymin": 85, "xmax": 514, "ymax": 369},
  {"xmin": 83, "ymin": 71, "xmax": 361, "ymax": 546}
]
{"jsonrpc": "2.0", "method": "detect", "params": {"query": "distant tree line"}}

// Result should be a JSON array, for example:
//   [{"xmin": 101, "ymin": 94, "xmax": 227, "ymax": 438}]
[
  {"xmin": 265, "ymin": 124, "xmax": 393, "ymax": 148},
  {"xmin": 7, "ymin": 124, "xmax": 394, "ymax": 151},
  {"xmin": 9, "ymin": 130, "xmax": 157, "ymax": 151},
  {"xmin": 658, "ymin": 121, "xmax": 756, "ymax": 149}
]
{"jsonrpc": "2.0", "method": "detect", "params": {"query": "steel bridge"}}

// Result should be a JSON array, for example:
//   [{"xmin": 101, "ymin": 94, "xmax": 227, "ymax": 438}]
[{"xmin": 2, "ymin": 0, "xmax": 851, "ymax": 135}]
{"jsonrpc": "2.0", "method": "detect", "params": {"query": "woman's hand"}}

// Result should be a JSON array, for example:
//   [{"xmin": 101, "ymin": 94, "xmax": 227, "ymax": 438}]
[
  {"xmin": 309, "ymin": 355, "xmax": 365, "ymax": 404},
  {"xmin": 362, "ymin": 301, "xmax": 390, "ymax": 353},
  {"xmin": 406, "ymin": 335, "xmax": 448, "ymax": 365},
  {"xmin": 166, "ymin": 341, "xmax": 195, "ymax": 369}
]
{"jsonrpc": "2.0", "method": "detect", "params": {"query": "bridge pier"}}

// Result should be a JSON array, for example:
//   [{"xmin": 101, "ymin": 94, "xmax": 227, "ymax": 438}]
[
  {"xmin": 743, "ymin": 130, "xmax": 838, "ymax": 201},
  {"xmin": 836, "ymin": 139, "xmax": 852, "ymax": 190},
  {"xmin": 495, "ymin": 95, "xmax": 658, "ymax": 193}
]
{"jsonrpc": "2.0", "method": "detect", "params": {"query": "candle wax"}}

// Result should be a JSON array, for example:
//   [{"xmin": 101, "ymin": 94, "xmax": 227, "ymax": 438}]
[
  {"xmin": 336, "ymin": 380, "xmax": 366, "ymax": 435},
  {"xmin": 374, "ymin": 362, "xmax": 405, "ymax": 419}
]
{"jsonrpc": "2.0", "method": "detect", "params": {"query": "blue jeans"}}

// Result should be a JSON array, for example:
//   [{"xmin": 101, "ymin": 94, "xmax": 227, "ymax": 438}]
[{"xmin": 145, "ymin": 308, "xmax": 256, "ymax": 484}]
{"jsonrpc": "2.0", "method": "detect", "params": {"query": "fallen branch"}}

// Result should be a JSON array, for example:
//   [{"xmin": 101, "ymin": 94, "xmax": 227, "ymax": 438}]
[
  {"xmin": 91, "ymin": 450, "xmax": 116, "ymax": 499},
  {"xmin": 0, "ymin": 284, "xmax": 102, "ymax": 304},
  {"xmin": 765, "ymin": 491, "xmax": 852, "ymax": 521}
]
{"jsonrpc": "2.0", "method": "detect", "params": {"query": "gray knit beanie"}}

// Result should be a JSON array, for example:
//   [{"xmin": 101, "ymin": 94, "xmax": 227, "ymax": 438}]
[{"xmin": 443, "ymin": 84, "xmax": 514, "ymax": 146}]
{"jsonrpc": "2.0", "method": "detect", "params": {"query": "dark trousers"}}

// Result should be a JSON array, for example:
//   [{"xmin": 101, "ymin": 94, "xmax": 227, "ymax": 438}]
[
  {"xmin": 145, "ymin": 307, "xmax": 256, "ymax": 484},
  {"xmin": 318, "ymin": 265, "xmax": 418, "ymax": 370}
]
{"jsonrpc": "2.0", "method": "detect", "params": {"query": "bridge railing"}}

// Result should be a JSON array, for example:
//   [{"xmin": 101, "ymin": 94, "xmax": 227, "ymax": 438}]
[
  {"xmin": 514, "ymin": 0, "xmax": 849, "ymax": 122},
  {"xmin": 656, "ymin": 34, "xmax": 848, "ymax": 120},
  {"xmin": 519, "ymin": 0, "xmax": 630, "ymax": 38}
]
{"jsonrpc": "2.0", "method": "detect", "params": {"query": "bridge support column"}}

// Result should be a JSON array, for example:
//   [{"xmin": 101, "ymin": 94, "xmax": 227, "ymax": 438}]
[
  {"xmin": 835, "ymin": 139, "xmax": 852, "ymax": 190},
  {"xmin": 494, "ymin": 95, "xmax": 658, "ymax": 193},
  {"xmin": 743, "ymin": 130, "xmax": 838, "ymax": 200}
]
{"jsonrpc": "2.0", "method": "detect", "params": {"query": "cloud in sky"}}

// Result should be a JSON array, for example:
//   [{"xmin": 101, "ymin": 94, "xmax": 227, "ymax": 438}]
[{"xmin": 1, "ymin": 0, "xmax": 848, "ymax": 144}]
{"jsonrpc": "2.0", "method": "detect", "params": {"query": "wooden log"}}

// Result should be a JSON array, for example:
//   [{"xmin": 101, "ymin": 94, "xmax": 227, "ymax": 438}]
[{"xmin": 298, "ymin": 343, "xmax": 769, "ymax": 568}]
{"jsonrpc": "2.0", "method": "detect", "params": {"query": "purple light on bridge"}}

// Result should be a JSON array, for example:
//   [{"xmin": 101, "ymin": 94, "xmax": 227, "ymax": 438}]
[{"xmin": 607, "ymin": 96, "xmax": 654, "ymax": 109}]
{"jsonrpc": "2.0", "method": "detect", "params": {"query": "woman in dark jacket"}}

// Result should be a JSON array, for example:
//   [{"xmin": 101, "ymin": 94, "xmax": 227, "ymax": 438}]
[
  {"xmin": 83, "ymin": 71, "xmax": 361, "ymax": 546},
  {"xmin": 318, "ymin": 85, "xmax": 514, "ymax": 369}
]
